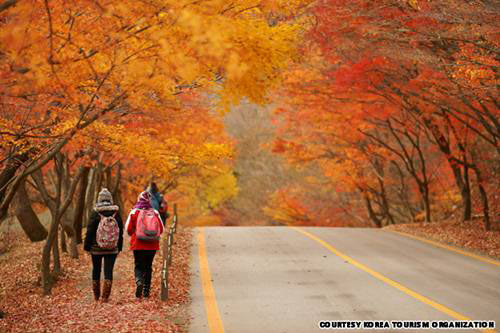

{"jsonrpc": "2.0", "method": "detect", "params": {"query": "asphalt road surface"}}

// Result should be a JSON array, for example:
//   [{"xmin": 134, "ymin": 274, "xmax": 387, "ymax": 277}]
[{"xmin": 189, "ymin": 227, "xmax": 500, "ymax": 333}]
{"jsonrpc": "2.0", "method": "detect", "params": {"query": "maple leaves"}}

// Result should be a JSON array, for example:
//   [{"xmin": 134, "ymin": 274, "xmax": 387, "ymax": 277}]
[
  {"xmin": 1, "ymin": 0, "xmax": 304, "ymax": 108},
  {"xmin": 0, "ymin": 0, "xmax": 312, "ymax": 222},
  {"xmin": 269, "ymin": 0, "xmax": 499, "ymax": 229},
  {"xmin": 59, "ymin": 103, "xmax": 237, "ymax": 220}
]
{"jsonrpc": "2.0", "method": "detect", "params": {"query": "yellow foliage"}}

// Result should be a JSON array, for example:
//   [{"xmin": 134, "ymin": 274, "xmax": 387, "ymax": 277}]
[
  {"xmin": 1, "ymin": 0, "xmax": 307, "ymax": 139},
  {"xmin": 187, "ymin": 214, "xmax": 222, "ymax": 227},
  {"xmin": 202, "ymin": 171, "xmax": 239, "ymax": 209},
  {"xmin": 0, "ymin": 0, "xmax": 311, "ymax": 219}
]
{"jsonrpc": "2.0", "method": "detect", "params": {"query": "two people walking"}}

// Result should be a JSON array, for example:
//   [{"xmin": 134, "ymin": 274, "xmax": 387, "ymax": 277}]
[{"xmin": 84, "ymin": 184, "xmax": 167, "ymax": 302}]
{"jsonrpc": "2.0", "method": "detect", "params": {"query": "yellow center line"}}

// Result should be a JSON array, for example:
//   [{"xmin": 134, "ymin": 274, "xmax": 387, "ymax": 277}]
[
  {"xmin": 197, "ymin": 228, "xmax": 225, "ymax": 333},
  {"xmin": 387, "ymin": 229, "xmax": 500, "ymax": 268},
  {"xmin": 291, "ymin": 227, "xmax": 497, "ymax": 333}
]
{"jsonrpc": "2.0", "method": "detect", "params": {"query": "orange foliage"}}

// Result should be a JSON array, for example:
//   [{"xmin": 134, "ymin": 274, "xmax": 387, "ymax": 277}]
[{"xmin": 269, "ymin": 0, "xmax": 499, "ymax": 228}]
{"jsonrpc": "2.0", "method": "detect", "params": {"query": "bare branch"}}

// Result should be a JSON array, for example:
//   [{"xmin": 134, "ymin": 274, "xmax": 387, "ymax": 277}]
[{"xmin": 0, "ymin": 0, "xmax": 17, "ymax": 13}]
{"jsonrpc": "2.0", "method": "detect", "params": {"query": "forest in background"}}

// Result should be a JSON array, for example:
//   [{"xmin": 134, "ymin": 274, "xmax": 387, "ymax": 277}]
[{"xmin": 216, "ymin": 0, "xmax": 499, "ymax": 232}]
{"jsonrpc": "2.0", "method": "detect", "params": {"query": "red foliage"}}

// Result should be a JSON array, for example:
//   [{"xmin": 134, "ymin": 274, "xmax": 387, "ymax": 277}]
[{"xmin": 270, "ymin": 0, "xmax": 499, "ymax": 229}]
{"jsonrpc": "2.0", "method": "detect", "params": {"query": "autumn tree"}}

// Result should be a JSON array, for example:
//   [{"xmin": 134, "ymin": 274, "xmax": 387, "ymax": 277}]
[
  {"xmin": 271, "ymin": 0, "xmax": 498, "ymax": 228},
  {"xmin": 0, "ymin": 0, "xmax": 309, "ymax": 223},
  {"xmin": 31, "ymin": 153, "xmax": 84, "ymax": 294}
]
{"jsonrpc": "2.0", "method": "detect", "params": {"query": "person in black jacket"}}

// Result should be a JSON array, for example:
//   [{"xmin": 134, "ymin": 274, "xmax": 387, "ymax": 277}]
[
  {"xmin": 147, "ymin": 182, "xmax": 169, "ymax": 222},
  {"xmin": 84, "ymin": 188, "xmax": 123, "ymax": 303}
]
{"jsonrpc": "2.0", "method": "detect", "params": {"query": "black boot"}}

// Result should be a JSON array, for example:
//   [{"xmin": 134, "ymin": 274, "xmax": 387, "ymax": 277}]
[
  {"xmin": 143, "ymin": 271, "xmax": 152, "ymax": 298},
  {"xmin": 135, "ymin": 269, "xmax": 144, "ymax": 298}
]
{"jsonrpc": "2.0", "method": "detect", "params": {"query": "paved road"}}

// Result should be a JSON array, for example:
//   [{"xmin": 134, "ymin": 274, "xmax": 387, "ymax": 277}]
[{"xmin": 189, "ymin": 227, "xmax": 500, "ymax": 333}]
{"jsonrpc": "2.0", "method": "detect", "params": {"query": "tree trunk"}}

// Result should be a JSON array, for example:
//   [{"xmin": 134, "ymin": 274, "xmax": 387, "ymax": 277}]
[
  {"xmin": 73, "ymin": 167, "xmax": 90, "ymax": 244},
  {"xmin": 418, "ymin": 182, "xmax": 432, "ymax": 223},
  {"xmin": 438, "ymin": 147, "xmax": 472, "ymax": 221},
  {"xmin": 96, "ymin": 162, "xmax": 104, "ymax": 192},
  {"xmin": 423, "ymin": 187, "xmax": 431, "ymax": 223},
  {"xmin": 70, "ymin": 233, "xmax": 79, "ymax": 259},
  {"xmin": 41, "ymin": 215, "xmax": 58, "ymax": 295},
  {"xmin": 363, "ymin": 193, "xmax": 382, "ymax": 228},
  {"xmin": 461, "ymin": 182, "xmax": 472, "ymax": 221},
  {"xmin": 0, "ymin": 154, "xmax": 30, "ymax": 222},
  {"xmin": 469, "ymin": 151, "xmax": 491, "ymax": 231},
  {"xmin": 476, "ymin": 181, "xmax": 490, "ymax": 231},
  {"xmin": 41, "ymin": 238, "xmax": 53, "ymax": 296},
  {"xmin": 84, "ymin": 167, "xmax": 98, "ymax": 226},
  {"xmin": 377, "ymin": 178, "xmax": 395, "ymax": 225},
  {"xmin": 0, "ymin": 167, "xmax": 17, "ymax": 222},
  {"xmin": 37, "ymin": 163, "xmax": 84, "ymax": 295},
  {"xmin": 115, "ymin": 187, "xmax": 124, "ymax": 218},
  {"xmin": 111, "ymin": 164, "xmax": 124, "ymax": 217},
  {"xmin": 13, "ymin": 180, "xmax": 48, "ymax": 242},
  {"xmin": 422, "ymin": 117, "xmax": 472, "ymax": 221},
  {"xmin": 61, "ymin": 212, "xmax": 75, "ymax": 237},
  {"xmin": 60, "ymin": 164, "xmax": 76, "ymax": 238},
  {"xmin": 60, "ymin": 227, "xmax": 67, "ymax": 253},
  {"xmin": 52, "ymin": 226, "xmax": 61, "ymax": 276},
  {"xmin": 462, "ymin": 165, "xmax": 472, "ymax": 221},
  {"xmin": 105, "ymin": 166, "xmax": 113, "ymax": 190}
]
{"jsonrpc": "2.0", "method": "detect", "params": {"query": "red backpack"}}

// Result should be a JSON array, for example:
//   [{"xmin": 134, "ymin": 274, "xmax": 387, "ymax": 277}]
[
  {"xmin": 96, "ymin": 213, "xmax": 119, "ymax": 249},
  {"xmin": 136, "ymin": 209, "xmax": 161, "ymax": 242}
]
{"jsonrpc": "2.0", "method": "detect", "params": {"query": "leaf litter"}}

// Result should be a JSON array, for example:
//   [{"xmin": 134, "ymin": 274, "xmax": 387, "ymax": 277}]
[
  {"xmin": 0, "ymin": 226, "xmax": 193, "ymax": 333},
  {"xmin": 385, "ymin": 219, "xmax": 500, "ymax": 259}
]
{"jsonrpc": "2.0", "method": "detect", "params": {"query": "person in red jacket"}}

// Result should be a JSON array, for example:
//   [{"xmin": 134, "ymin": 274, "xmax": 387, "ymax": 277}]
[{"xmin": 125, "ymin": 191, "xmax": 164, "ymax": 298}]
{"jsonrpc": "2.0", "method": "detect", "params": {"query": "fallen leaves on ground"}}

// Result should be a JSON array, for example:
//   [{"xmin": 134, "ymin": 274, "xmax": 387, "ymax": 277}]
[
  {"xmin": 385, "ymin": 219, "xmax": 500, "ymax": 259},
  {"xmin": 0, "ymin": 226, "xmax": 193, "ymax": 333}
]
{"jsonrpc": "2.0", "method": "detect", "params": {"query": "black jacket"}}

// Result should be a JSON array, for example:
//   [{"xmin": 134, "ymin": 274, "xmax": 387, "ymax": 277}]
[{"xmin": 84, "ymin": 205, "xmax": 124, "ymax": 253}]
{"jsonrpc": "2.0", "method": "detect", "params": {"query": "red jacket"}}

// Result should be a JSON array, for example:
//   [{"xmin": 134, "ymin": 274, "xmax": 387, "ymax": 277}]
[{"xmin": 125, "ymin": 208, "xmax": 164, "ymax": 251}]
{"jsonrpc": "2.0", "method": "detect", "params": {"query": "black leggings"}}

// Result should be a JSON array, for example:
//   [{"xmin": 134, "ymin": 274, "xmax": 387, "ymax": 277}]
[
  {"xmin": 133, "ymin": 250, "xmax": 156, "ymax": 281},
  {"xmin": 91, "ymin": 254, "xmax": 117, "ymax": 280}
]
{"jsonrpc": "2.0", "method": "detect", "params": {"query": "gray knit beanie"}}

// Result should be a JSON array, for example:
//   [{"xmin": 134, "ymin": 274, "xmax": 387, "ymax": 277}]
[{"xmin": 97, "ymin": 188, "xmax": 113, "ymax": 206}]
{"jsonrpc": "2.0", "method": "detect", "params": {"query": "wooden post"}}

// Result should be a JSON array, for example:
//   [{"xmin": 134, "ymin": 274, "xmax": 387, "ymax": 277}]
[
  {"xmin": 160, "ymin": 202, "xmax": 178, "ymax": 301},
  {"xmin": 172, "ymin": 203, "xmax": 177, "ymax": 233},
  {"xmin": 167, "ymin": 228, "xmax": 173, "ymax": 266},
  {"xmin": 160, "ymin": 233, "xmax": 169, "ymax": 301}
]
